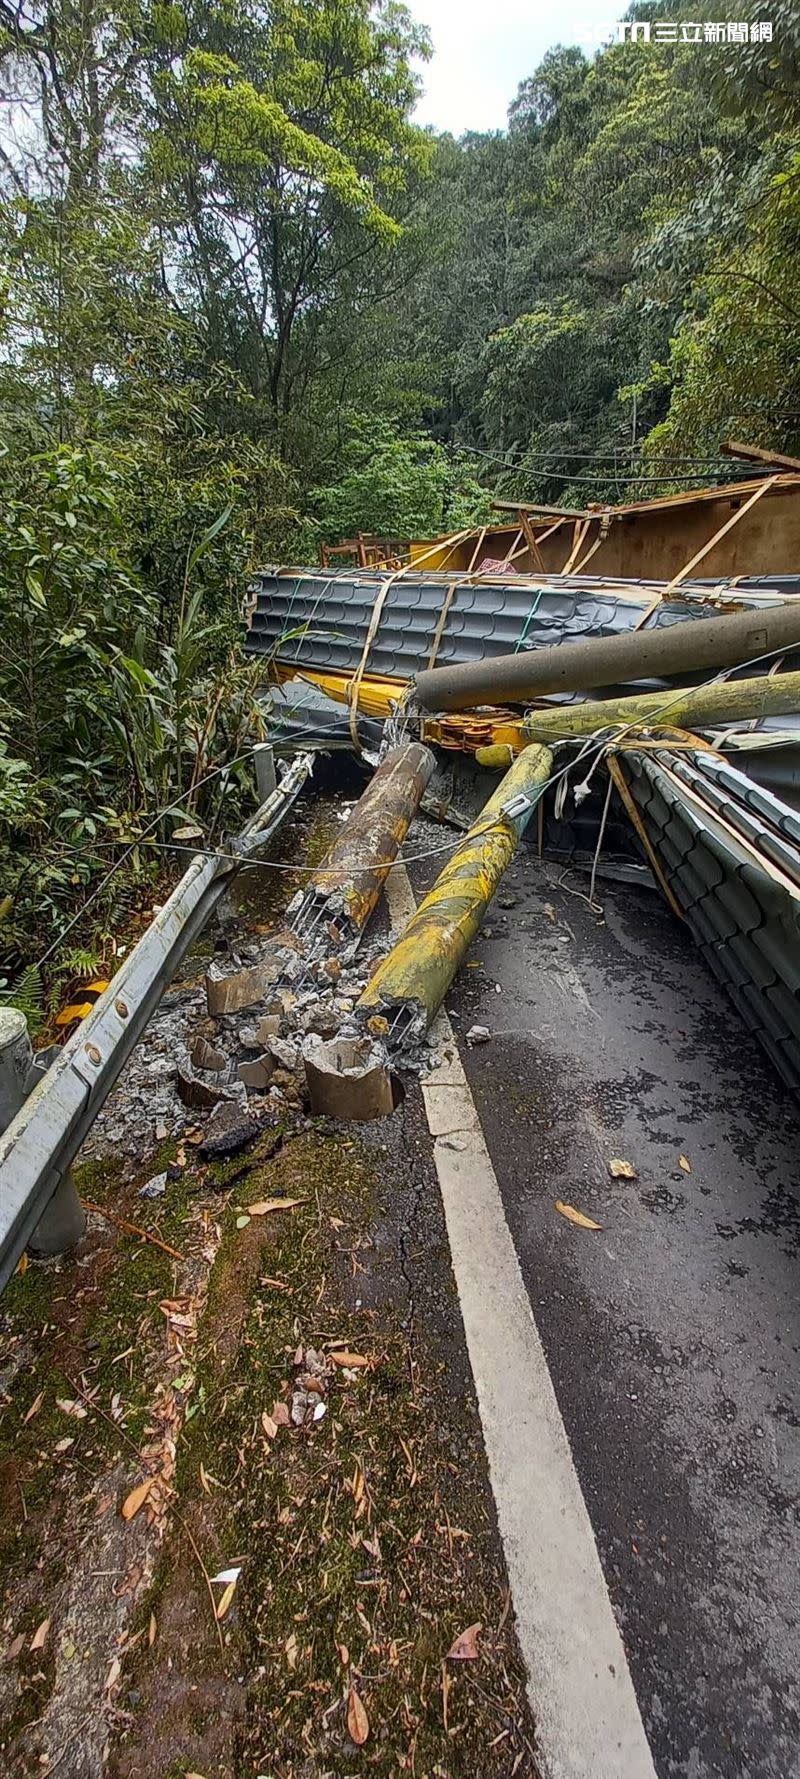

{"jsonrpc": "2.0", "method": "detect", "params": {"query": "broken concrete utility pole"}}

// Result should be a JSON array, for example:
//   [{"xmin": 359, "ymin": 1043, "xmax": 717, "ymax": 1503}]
[
  {"xmin": 354, "ymin": 744, "xmax": 553, "ymax": 1056},
  {"xmin": 287, "ymin": 742, "xmax": 435, "ymax": 957},
  {"xmin": 412, "ymin": 600, "xmax": 800, "ymax": 712},
  {"xmin": 521, "ymin": 669, "xmax": 800, "ymax": 743}
]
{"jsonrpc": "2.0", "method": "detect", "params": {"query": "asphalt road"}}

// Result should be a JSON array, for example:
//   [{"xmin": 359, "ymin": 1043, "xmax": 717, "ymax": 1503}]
[{"xmin": 412, "ymin": 843, "xmax": 800, "ymax": 1779}]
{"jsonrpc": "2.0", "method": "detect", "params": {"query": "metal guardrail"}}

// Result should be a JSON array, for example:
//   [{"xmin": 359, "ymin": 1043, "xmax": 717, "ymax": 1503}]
[{"xmin": 0, "ymin": 751, "xmax": 313, "ymax": 1293}]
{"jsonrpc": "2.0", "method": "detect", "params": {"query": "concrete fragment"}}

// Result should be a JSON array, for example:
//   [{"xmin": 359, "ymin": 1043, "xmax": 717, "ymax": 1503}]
[
  {"xmin": 176, "ymin": 1066, "xmax": 233, "ymax": 1111},
  {"xmin": 205, "ymin": 957, "xmax": 282, "ymax": 1015},
  {"xmin": 267, "ymin": 1036, "xmax": 299, "ymax": 1071},
  {"xmin": 190, "ymin": 1035, "xmax": 228, "ymax": 1073},
  {"xmin": 255, "ymin": 1014, "xmax": 282, "ymax": 1043},
  {"xmin": 238, "ymin": 1056, "xmax": 274, "ymax": 1091},
  {"xmin": 304, "ymin": 1036, "xmax": 395, "ymax": 1121}
]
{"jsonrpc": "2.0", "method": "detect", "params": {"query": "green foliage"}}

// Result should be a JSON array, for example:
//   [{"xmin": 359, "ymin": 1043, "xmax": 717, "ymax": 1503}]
[
  {"xmin": 1, "ymin": 0, "xmax": 799, "ymax": 1008},
  {"xmin": 308, "ymin": 419, "xmax": 491, "ymax": 540}
]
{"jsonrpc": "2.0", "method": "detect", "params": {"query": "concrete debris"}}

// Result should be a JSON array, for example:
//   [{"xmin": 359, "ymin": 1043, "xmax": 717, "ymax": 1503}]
[
  {"xmin": 198, "ymin": 1102, "xmax": 263, "ymax": 1159},
  {"xmin": 190, "ymin": 1035, "xmax": 227, "ymax": 1072},
  {"xmin": 304, "ymin": 1036, "xmax": 395, "ymax": 1121},
  {"xmin": 466, "ymin": 1025, "xmax": 491, "ymax": 1045},
  {"xmin": 237, "ymin": 1056, "xmax": 274, "ymax": 1090},
  {"xmin": 205, "ymin": 943, "xmax": 299, "ymax": 1015},
  {"xmin": 265, "ymin": 1035, "xmax": 300, "ymax": 1072},
  {"xmin": 175, "ymin": 1065, "xmax": 233, "ymax": 1112}
]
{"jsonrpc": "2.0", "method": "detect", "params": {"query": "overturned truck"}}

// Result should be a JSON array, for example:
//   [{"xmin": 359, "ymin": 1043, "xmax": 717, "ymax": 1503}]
[{"xmin": 244, "ymin": 535, "xmax": 800, "ymax": 1101}]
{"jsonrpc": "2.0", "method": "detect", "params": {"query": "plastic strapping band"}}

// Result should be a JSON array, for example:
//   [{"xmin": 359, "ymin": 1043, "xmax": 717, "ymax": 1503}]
[{"xmin": 427, "ymin": 581, "xmax": 458, "ymax": 670}]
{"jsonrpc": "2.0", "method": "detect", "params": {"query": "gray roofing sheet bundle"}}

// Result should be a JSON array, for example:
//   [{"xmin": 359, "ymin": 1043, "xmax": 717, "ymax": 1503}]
[
  {"xmin": 621, "ymin": 749, "xmax": 800, "ymax": 1099},
  {"xmin": 245, "ymin": 566, "xmax": 800, "ymax": 687}
]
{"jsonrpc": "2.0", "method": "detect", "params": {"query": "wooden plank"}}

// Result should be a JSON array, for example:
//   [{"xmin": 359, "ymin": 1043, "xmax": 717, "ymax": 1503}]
[
  {"xmin": 492, "ymin": 498, "xmax": 592, "ymax": 521},
  {"xmin": 517, "ymin": 510, "xmax": 546, "ymax": 571},
  {"xmin": 722, "ymin": 439, "xmax": 800, "ymax": 473},
  {"xmin": 664, "ymin": 476, "xmax": 778, "ymax": 591}
]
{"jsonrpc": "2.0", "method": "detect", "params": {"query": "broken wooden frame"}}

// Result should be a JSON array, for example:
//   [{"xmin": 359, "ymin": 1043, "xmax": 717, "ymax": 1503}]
[{"xmin": 0, "ymin": 750, "xmax": 313, "ymax": 1294}]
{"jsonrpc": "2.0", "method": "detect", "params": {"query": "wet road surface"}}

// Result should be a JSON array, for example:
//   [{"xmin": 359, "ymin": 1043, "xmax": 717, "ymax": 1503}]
[{"xmin": 411, "ymin": 843, "xmax": 800, "ymax": 1779}]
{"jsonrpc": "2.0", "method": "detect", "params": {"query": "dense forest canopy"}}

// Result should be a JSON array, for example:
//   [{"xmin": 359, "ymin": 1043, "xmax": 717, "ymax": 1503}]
[{"xmin": 1, "ymin": 0, "xmax": 799, "ymax": 997}]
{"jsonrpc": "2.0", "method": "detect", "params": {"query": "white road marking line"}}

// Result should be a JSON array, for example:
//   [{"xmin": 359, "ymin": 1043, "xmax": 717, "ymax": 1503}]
[{"xmin": 386, "ymin": 865, "xmax": 658, "ymax": 1779}]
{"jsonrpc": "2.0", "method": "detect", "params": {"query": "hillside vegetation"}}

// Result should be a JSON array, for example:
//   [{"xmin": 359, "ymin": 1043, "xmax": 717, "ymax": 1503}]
[{"xmin": 1, "ymin": 0, "xmax": 798, "ymax": 997}]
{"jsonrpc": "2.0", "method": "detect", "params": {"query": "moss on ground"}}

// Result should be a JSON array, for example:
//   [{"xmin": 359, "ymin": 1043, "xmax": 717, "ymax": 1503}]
[{"xmin": 111, "ymin": 1127, "xmax": 537, "ymax": 1779}]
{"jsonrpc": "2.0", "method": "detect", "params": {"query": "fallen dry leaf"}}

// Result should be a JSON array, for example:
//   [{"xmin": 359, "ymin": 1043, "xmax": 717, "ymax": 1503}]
[
  {"xmin": 56, "ymin": 1397, "xmax": 87, "ymax": 1419},
  {"xmin": 148, "ymin": 1614, "xmax": 157, "ymax": 1647},
  {"xmin": 679, "ymin": 1154, "xmax": 692, "ymax": 1173},
  {"xmin": 247, "ymin": 1196, "xmax": 306, "ymax": 1216},
  {"xmin": 30, "ymin": 1617, "xmax": 50, "ymax": 1653},
  {"xmin": 271, "ymin": 1400, "xmax": 290, "ymax": 1427},
  {"xmin": 23, "ymin": 1390, "xmax": 44, "ymax": 1425},
  {"xmin": 555, "ymin": 1200, "xmax": 602, "ymax": 1231},
  {"xmin": 346, "ymin": 1685, "xmax": 370, "ymax": 1746},
  {"xmin": 54, "ymin": 1436, "xmax": 74, "ymax": 1454},
  {"xmin": 285, "ymin": 1632, "xmax": 298, "ymax": 1670},
  {"xmin": 337, "ymin": 1641, "xmax": 349, "ymax": 1666},
  {"xmin": 105, "ymin": 1656, "xmax": 121, "ymax": 1692},
  {"xmin": 261, "ymin": 1411, "xmax": 278, "ymax": 1440},
  {"xmin": 608, "ymin": 1158, "xmax": 637, "ymax": 1180},
  {"xmin": 216, "ymin": 1577, "xmax": 238, "ymax": 1621},
  {"xmin": 121, "ymin": 1476, "xmax": 154, "ymax": 1521},
  {"xmin": 328, "ymin": 1351, "xmax": 370, "ymax": 1369},
  {"xmin": 446, "ymin": 1622, "xmax": 482, "ymax": 1661}
]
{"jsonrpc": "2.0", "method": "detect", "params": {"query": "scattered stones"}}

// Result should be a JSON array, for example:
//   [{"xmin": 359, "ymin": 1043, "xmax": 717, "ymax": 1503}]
[
  {"xmin": 139, "ymin": 1172, "xmax": 167, "ymax": 1199},
  {"xmin": 466, "ymin": 1024, "xmax": 491, "ymax": 1045}
]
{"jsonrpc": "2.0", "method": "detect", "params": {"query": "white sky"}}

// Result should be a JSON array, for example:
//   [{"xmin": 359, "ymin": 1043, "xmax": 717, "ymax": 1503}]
[{"xmin": 411, "ymin": 0, "xmax": 619, "ymax": 134}]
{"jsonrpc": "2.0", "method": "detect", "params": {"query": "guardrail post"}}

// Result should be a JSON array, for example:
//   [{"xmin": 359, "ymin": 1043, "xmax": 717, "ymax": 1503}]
[
  {"xmin": 0, "ymin": 1009, "xmax": 86, "ymax": 1260},
  {"xmin": 254, "ymin": 742, "xmax": 276, "ymax": 802}
]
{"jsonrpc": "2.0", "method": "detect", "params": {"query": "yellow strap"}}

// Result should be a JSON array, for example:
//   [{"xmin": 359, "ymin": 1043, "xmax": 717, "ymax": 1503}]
[
  {"xmin": 427, "ymin": 581, "xmax": 458, "ymax": 670},
  {"xmin": 346, "ymin": 529, "xmax": 473, "ymax": 747}
]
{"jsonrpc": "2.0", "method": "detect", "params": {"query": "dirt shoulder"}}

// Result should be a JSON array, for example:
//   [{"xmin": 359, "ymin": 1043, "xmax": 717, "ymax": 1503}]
[{"xmin": 1, "ymin": 951, "xmax": 538, "ymax": 1777}]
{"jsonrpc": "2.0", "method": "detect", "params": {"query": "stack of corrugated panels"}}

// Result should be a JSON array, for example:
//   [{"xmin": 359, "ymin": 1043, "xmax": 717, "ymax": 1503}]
[
  {"xmin": 245, "ymin": 566, "xmax": 800, "ymax": 686},
  {"xmin": 619, "ymin": 749, "xmax": 800, "ymax": 1097}
]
